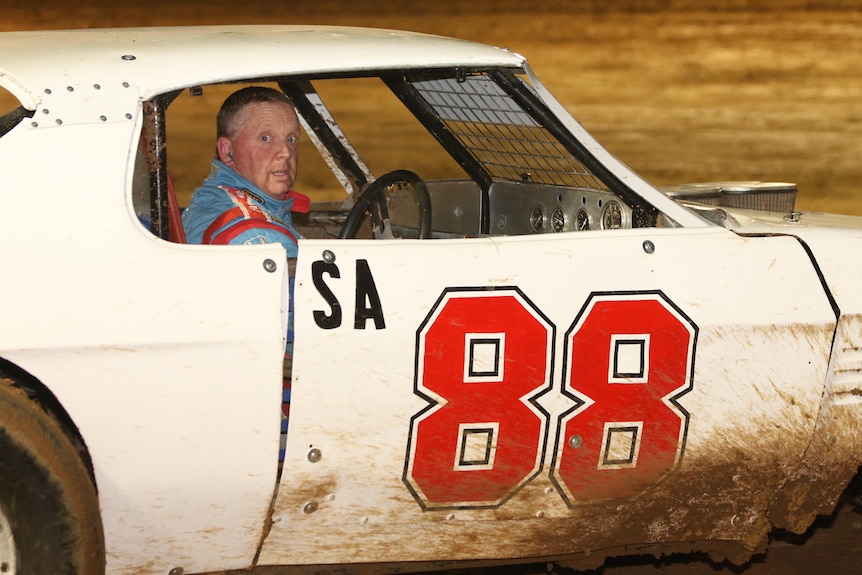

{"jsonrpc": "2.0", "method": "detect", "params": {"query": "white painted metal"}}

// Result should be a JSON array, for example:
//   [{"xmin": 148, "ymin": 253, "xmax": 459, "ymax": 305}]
[
  {"xmin": 0, "ymin": 26, "xmax": 525, "ymax": 109},
  {"xmin": 0, "ymin": 109, "xmax": 287, "ymax": 573},
  {"xmin": 262, "ymin": 227, "xmax": 837, "ymax": 564}
]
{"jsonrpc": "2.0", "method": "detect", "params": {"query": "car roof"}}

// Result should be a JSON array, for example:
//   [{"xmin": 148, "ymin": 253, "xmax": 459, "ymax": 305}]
[{"xmin": 0, "ymin": 25, "xmax": 526, "ymax": 110}]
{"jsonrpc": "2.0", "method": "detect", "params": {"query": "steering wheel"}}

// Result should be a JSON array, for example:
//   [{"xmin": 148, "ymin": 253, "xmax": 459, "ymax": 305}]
[{"xmin": 339, "ymin": 170, "xmax": 432, "ymax": 239}]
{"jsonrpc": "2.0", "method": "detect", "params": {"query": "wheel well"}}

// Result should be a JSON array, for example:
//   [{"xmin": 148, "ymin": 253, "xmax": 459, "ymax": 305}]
[{"xmin": 0, "ymin": 357, "xmax": 97, "ymax": 487}]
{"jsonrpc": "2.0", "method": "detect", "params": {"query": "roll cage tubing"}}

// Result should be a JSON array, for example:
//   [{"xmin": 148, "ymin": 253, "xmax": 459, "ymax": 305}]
[{"xmin": 143, "ymin": 90, "xmax": 181, "ymax": 241}]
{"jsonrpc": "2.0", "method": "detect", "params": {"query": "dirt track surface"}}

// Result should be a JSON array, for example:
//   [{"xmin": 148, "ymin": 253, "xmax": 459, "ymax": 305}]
[{"xmin": 3, "ymin": 2, "xmax": 862, "ymax": 574}]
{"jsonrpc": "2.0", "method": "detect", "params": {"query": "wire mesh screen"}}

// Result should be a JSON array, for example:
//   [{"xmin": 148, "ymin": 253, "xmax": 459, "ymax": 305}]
[{"xmin": 412, "ymin": 74, "xmax": 605, "ymax": 189}]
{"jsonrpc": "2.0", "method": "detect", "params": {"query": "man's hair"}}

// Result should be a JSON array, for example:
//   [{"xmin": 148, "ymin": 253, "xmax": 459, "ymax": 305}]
[{"xmin": 216, "ymin": 86, "xmax": 294, "ymax": 139}]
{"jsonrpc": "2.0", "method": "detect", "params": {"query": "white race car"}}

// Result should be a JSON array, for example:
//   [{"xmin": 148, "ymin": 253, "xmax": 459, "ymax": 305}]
[{"xmin": 0, "ymin": 25, "xmax": 859, "ymax": 575}]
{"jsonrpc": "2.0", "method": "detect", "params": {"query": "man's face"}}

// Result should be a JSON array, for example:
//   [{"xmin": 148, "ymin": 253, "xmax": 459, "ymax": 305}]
[{"xmin": 218, "ymin": 101, "xmax": 300, "ymax": 200}]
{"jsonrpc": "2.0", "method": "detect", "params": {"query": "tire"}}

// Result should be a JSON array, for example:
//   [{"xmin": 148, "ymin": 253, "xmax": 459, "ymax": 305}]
[{"xmin": 0, "ymin": 379, "xmax": 104, "ymax": 574}]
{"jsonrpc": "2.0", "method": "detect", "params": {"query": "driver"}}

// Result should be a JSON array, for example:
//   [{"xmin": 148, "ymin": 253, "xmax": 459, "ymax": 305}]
[{"xmin": 182, "ymin": 86, "xmax": 308, "ymax": 250}]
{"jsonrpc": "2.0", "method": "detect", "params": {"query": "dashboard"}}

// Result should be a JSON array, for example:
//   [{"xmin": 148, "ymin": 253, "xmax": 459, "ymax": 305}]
[{"xmin": 425, "ymin": 180, "xmax": 634, "ymax": 237}]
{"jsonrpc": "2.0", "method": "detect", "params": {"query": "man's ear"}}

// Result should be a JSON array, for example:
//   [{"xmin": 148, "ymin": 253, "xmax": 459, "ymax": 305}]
[{"xmin": 217, "ymin": 137, "xmax": 235, "ymax": 165}]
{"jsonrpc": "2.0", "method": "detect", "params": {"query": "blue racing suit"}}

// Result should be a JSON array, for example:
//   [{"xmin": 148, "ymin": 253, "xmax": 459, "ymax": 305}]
[{"xmin": 182, "ymin": 159, "xmax": 307, "ymax": 253}]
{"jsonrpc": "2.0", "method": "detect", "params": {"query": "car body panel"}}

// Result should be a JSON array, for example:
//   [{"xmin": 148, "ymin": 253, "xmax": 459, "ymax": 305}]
[
  {"xmin": 0, "ymin": 25, "xmax": 525, "ymax": 109},
  {"xmin": 261, "ymin": 227, "xmax": 836, "ymax": 565},
  {"xmin": 0, "ymin": 115, "xmax": 287, "ymax": 573}
]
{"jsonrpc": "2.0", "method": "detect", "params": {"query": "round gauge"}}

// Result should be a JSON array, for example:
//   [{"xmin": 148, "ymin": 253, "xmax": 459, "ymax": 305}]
[
  {"xmin": 529, "ymin": 205, "xmax": 545, "ymax": 232},
  {"xmin": 551, "ymin": 207, "xmax": 565, "ymax": 232},
  {"xmin": 601, "ymin": 200, "xmax": 624, "ymax": 230},
  {"xmin": 575, "ymin": 208, "xmax": 590, "ymax": 231}
]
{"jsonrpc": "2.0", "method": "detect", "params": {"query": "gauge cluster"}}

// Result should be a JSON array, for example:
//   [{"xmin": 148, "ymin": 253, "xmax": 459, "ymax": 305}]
[{"xmin": 489, "ymin": 181, "xmax": 632, "ymax": 235}]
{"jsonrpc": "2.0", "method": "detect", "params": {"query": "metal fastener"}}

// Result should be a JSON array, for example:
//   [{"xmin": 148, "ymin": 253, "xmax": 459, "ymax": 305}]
[
  {"xmin": 784, "ymin": 211, "xmax": 802, "ymax": 223},
  {"xmin": 168, "ymin": 568, "xmax": 183, "ymax": 575},
  {"xmin": 322, "ymin": 250, "xmax": 336, "ymax": 263},
  {"xmin": 263, "ymin": 259, "xmax": 278, "ymax": 273},
  {"xmin": 307, "ymin": 448, "xmax": 322, "ymax": 463},
  {"xmin": 568, "ymin": 435, "xmax": 583, "ymax": 449},
  {"xmin": 643, "ymin": 240, "xmax": 655, "ymax": 254},
  {"xmin": 303, "ymin": 501, "xmax": 318, "ymax": 514}
]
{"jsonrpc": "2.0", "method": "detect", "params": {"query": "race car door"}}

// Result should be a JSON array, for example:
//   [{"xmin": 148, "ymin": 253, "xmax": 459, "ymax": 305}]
[{"xmin": 261, "ymin": 223, "xmax": 836, "ymax": 567}]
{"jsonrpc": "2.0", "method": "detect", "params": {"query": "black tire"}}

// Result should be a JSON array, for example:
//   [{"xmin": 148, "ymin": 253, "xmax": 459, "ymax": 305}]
[{"xmin": 0, "ymin": 379, "xmax": 104, "ymax": 574}]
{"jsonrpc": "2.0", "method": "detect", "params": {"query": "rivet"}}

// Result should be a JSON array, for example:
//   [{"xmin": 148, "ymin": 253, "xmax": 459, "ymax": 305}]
[
  {"xmin": 263, "ymin": 258, "xmax": 278, "ymax": 273},
  {"xmin": 731, "ymin": 514, "xmax": 742, "ymax": 527},
  {"xmin": 66, "ymin": 85, "xmax": 74, "ymax": 92},
  {"xmin": 30, "ymin": 122, "xmax": 38, "ymax": 128},
  {"xmin": 303, "ymin": 501, "xmax": 318, "ymax": 514},
  {"xmin": 125, "ymin": 113, "xmax": 133, "ymax": 120},
  {"xmin": 55, "ymin": 119, "xmax": 63, "ymax": 125},
  {"xmin": 93, "ymin": 84, "xmax": 101, "ymax": 90},
  {"xmin": 168, "ymin": 568, "xmax": 184, "ymax": 575},
  {"xmin": 643, "ymin": 240, "xmax": 655, "ymax": 254},
  {"xmin": 568, "ymin": 435, "xmax": 583, "ymax": 449},
  {"xmin": 359, "ymin": 516, "xmax": 369, "ymax": 525},
  {"xmin": 535, "ymin": 510, "xmax": 545, "ymax": 518},
  {"xmin": 784, "ymin": 211, "xmax": 802, "ymax": 223},
  {"xmin": 827, "ymin": 434, "xmax": 837, "ymax": 445},
  {"xmin": 41, "ymin": 109, "xmax": 49, "ymax": 114},
  {"xmin": 322, "ymin": 250, "xmax": 335, "ymax": 263},
  {"xmin": 121, "ymin": 54, "xmax": 136, "ymax": 61},
  {"xmin": 44, "ymin": 88, "xmax": 52, "ymax": 94},
  {"xmin": 100, "ymin": 116, "xmax": 107, "ymax": 122},
  {"xmin": 326, "ymin": 493, "xmax": 335, "ymax": 501},
  {"xmin": 272, "ymin": 516, "xmax": 282, "ymax": 524},
  {"xmin": 122, "ymin": 81, "xmax": 130, "ymax": 88},
  {"xmin": 446, "ymin": 513, "xmax": 455, "ymax": 521},
  {"xmin": 307, "ymin": 448, "xmax": 321, "ymax": 462},
  {"xmin": 544, "ymin": 486, "xmax": 554, "ymax": 495}
]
